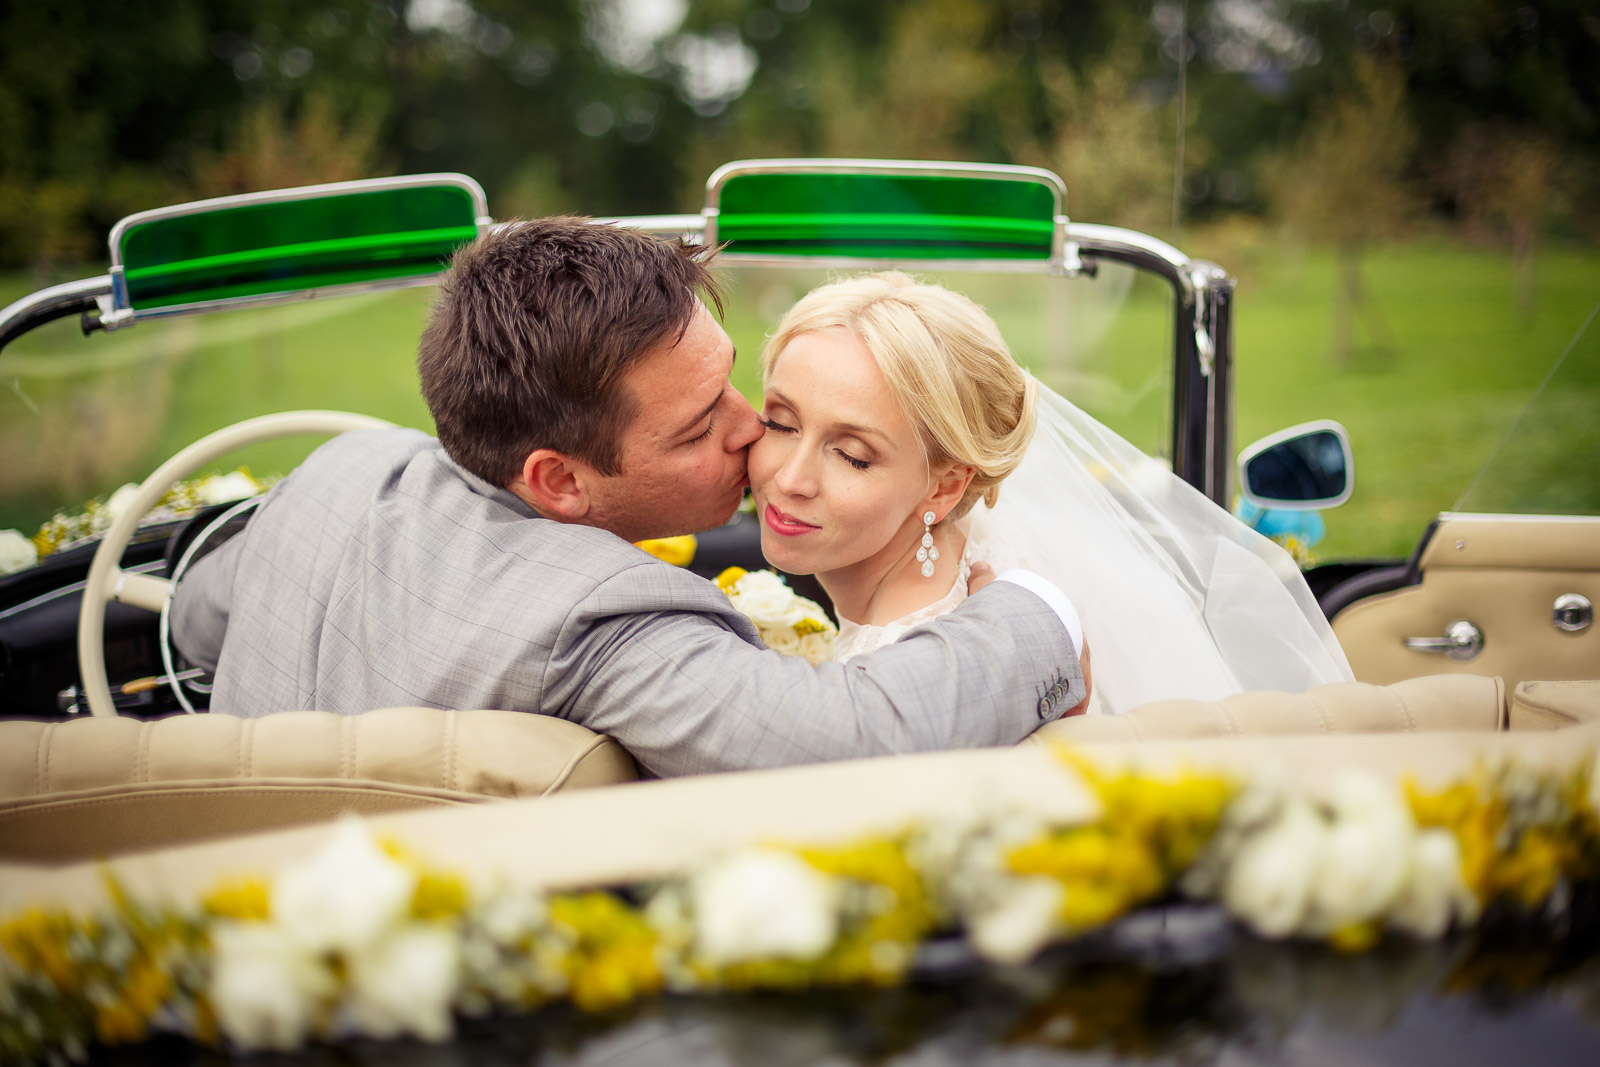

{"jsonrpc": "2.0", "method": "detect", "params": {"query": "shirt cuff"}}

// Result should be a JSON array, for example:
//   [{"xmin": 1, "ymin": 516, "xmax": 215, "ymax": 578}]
[{"xmin": 995, "ymin": 569, "xmax": 1082, "ymax": 656}]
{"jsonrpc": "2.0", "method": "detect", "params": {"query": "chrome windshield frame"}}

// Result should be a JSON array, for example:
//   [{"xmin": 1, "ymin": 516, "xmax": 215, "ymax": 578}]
[
  {"xmin": 611, "ymin": 206, "xmax": 1236, "ymax": 505},
  {"xmin": 0, "ymin": 166, "xmax": 1236, "ymax": 505}
]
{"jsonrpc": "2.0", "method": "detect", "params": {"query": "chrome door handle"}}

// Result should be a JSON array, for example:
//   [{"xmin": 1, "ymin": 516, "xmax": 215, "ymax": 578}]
[{"xmin": 1403, "ymin": 619, "xmax": 1484, "ymax": 662}]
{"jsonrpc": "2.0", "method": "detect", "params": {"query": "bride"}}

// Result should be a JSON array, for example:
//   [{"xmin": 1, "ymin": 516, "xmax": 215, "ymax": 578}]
[{"xmin": 747, "ymin": 271, "xmax": 1353, "ymax": 717}]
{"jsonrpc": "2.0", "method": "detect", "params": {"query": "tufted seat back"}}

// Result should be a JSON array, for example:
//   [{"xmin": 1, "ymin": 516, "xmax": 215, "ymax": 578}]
[{"xmin": 0, "ymin": 708, "xmax": 637, "ymax": 863}]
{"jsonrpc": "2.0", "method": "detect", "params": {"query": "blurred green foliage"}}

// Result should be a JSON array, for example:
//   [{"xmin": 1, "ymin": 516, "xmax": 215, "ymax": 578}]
[
  {"xmin": 1, "ymin": 0, "xmax": 1597, "ymax": 273},
  {"xmin": 3, "ymin": 0, "xmax": 1598, "ymax": 559}
]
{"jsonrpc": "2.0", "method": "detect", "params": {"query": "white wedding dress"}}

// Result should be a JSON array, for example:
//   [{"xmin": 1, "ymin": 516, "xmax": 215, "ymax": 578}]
[{"xmin": 832, "ymin": 381, "xmax": 1354, "ymax": 716}]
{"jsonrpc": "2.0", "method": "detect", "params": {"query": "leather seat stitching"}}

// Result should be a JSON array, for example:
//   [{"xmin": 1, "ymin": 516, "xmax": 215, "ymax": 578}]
[
  {"xmin": 35, "ymin": 725, "xmax": 48, "ymax": 796},
  {"xmin": 1307, "ymin": 691, "xmax": 1332, "ymax": 734},
  {"xmin": 446, "ymin": 711, "xmax": 458, "ymax": 793},
  {"xmin": 137, "ymin": 721, "xmax": 151, "ymax": 782},
  {"xmin": 1392, "ymin": 689, "xmax": 1417, "ymax": 732},
  {"xmin": 242, "ymin": 719, "xmax": 254, "ymax": 778},
  {"xmin": 0, "ymin": 789, "xmax": 478, "ymax": 819},
  {"xmin": 542, "ymin": 735, "xmax": 606, "ymax": 795},
  {"xmin": 344, "ymin": 715, "xmax": 356, "ymax": 780},
  {"xmin": 1216, "ymin": 700, "xmax": 1240, "ymax": 735}
]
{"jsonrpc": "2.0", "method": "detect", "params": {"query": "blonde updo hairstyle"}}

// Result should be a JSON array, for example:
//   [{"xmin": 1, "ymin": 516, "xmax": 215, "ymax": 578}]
[{"xmin": 761, "ymin": 272, "xmax": 1037, "ymax": 520}]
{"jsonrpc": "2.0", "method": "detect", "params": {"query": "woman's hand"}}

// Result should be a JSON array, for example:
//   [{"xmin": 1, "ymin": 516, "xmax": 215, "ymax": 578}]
[{"xmin": 967, "ymin": 560, "xmax": 995, "ymax": 592}]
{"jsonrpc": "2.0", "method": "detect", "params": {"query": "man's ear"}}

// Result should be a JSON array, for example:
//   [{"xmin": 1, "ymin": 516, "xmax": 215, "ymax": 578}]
[
  {"xmin": 509, "ymin": 449, "xmax": 592, "ymax": 521},
  {"xmin": 924, "ymin": 463, "xmax": 976, "ymax": 521}
]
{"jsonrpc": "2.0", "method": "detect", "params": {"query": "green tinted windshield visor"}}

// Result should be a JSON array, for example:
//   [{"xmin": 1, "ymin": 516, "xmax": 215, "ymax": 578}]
[
  {"xmin": 108, "ymin": 175, "xmax": 489, "ymax": 318},
  {"xmin": 704, "ymin": 161, "xmax": 1066, "ymax": 265}
]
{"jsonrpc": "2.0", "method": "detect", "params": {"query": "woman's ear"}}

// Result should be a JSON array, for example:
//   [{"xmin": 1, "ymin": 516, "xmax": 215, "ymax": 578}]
[
  {"xmin": 924, "ymin": 463, "xmax": 976, "ymax": 521},
  {"xmin": 509, "ymin": 450, "xmax": 592, "ymax": 521}
]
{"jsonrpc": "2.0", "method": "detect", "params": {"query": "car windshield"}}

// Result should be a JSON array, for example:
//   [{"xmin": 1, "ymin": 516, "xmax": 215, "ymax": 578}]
[
  {"xmin": 1452, "ymin": 300, "xmax": 1600, "ymax": 516},
  {"xmin": 0, "ymin": 260, "xmax": 1172, "ymax": 535}
]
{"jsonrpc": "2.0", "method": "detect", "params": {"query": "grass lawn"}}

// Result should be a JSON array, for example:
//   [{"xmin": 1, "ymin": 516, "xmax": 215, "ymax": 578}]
[{"xmin": 2, "ymin": 238, "xmax": 1595, "ymax": 560}]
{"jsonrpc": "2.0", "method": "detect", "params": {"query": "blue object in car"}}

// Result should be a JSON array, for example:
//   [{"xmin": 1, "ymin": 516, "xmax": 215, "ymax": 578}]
[{"xmin": 1235, "ymin": 500, "xmax": 1326, "ymax": 546}]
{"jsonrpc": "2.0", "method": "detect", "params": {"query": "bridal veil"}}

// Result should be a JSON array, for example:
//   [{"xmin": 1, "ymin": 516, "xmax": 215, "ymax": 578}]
[{"xmin": 965, "ymin": 380, "xmax": 1354, "ymax": 716}]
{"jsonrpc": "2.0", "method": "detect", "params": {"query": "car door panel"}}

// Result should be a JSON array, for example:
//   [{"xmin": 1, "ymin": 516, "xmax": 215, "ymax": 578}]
[{"xmin": 1332, "ymin": 515, "xmax": 1600, "ymax": 691}]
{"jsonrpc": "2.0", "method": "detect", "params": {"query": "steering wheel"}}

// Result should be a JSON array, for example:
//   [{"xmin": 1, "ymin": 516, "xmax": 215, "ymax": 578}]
[{"xmin": 78, "ymin": 410, "xmax": 395, "ymax": 718}]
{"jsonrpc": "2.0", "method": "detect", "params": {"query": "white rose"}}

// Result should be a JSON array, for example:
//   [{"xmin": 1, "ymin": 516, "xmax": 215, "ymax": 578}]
[
  {"xmin": 1224, "ymin": 797, "xmax": 1326, "ymax": 938},
  {"xmin": 731, "ymin": 570, "xmax": 805, "ymax": 629},
  {"xmin": 760, "ymin": 625, "xmax": 801, "ymax": 655},
  {"xmin": 0, "ymin": 530, "xmax": 37, "ymax": 575},
  {"xmin": 1305, "ymin": 773, "xmax": 1415, "ymax": 934},
  {"xmin": 1389, "ymin": 829, "xmax": 1476, "ymax": 939},
  {"xmin": 797, "ymin": 632, "xmax": 834, "ymax": 666},
  {"xmin": 692, "ymin": 849, "xmax": 838, "ymax": 966},
  {"xmin": 210, "ymin": 922, "xmax": 330, "ymax": 1052},
  {"xmin": 196, "ymin": 471, "xmax": 262, "ymax": 505},
  {"xmin": 343, "ymin": 926, "xmax": 460, "ymax": 1042},
  {"xmin": 103, "ymin": 483, "xmax": 143, "ymax": 524},
  {"xmin": 273, "ymin": 818, "xmax": 418, "ymax": 955},
  {"xmin": 476, "ymin": 888, "xmax": 547, "ymax": 947},
  {"xmin": 967, "ymin": 876, "xmax": 1063, "ymax": 965}
]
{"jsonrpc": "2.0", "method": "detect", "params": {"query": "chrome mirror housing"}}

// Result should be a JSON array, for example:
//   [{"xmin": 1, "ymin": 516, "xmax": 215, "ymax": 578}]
[{"xmin": 1237, "ymin": 420, "xmax": 1354, "ymax": 510}]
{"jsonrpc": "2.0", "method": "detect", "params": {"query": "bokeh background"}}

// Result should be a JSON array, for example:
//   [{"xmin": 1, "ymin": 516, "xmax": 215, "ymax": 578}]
[{"xmin": 2, "ymin": 0, "xmax": 1597, "ymax": 560}]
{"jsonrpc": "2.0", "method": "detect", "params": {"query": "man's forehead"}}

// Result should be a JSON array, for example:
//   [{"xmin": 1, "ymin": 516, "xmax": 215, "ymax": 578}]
[{"xmin": 624, "ymin": 305, "xmax": 733, "ymax": 433}]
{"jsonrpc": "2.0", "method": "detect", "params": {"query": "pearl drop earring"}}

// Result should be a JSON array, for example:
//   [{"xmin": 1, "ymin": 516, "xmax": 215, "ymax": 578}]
[{"xmin": 917, "ymin": 510, "xmax": 940, "ymax": 578}]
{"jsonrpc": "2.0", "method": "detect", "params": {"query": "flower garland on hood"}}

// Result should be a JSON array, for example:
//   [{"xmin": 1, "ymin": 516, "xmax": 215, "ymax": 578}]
[{"xmin": 3, "ymin": 748, "xmax": 1598, "ymax": 1061}]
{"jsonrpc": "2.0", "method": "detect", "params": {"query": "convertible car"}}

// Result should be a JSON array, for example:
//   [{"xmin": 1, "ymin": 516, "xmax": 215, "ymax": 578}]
[{"xmin": 0, "ymin": 162, "xmax": 1596, "ymax": 1063}]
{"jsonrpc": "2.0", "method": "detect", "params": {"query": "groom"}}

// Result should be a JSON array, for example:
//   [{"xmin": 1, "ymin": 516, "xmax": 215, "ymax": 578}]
[{"xmin": 170, "ymin": 217, "xmax": 1087, "ymax": 777}]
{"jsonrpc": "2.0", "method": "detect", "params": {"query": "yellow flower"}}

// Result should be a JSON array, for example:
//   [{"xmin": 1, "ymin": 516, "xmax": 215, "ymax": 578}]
[
  {"xmin": 634, "ymin": 535, "xmax": 698, "ymax": 567},
  {"xmin": 0, "ymin": 909, "xmax": 85, "ymax": 994},
  {"xmin": 714, "ymin": 566, "xmax": 747, "ymax": 591},
  {"xmin": 204, "ymin": 880, "xmax": 271, "ymax": 921},
  {"xmin": 411, "ymin": 872, "xmax": 469, "ymax": 921},
  {"xmin": 549, "ymin": 893, "xmax": 664, "ymax": 1012},
  {"xmin": 1328, "ymin": 920, "xmax": 1380, "ymax": 954}
]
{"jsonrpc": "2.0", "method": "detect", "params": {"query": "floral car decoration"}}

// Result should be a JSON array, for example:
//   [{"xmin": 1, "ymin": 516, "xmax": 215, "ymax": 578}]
[
  {"xmin": 0, "ymin": 470, "xmax": 271, "ymax": 576},
  {"xmin": 4, "ymin": 746, "xmax": 1597, "ymax": 1061}
]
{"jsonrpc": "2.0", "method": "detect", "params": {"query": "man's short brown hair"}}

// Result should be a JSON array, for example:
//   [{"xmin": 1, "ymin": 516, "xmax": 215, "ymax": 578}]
[{"xmin": 418, "ymin": 217, "xmax": 721, "ymax": 485}]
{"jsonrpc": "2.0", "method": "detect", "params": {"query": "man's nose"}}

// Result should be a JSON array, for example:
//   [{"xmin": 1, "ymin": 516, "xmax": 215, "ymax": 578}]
[{"xmin": 724, "ymin": 391, "xmax": 764, "ymax": 453}]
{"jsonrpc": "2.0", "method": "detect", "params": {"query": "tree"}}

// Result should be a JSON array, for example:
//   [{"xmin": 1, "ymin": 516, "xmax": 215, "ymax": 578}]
[
  {"xmin": 1265, "ymin": 55, "xmax": 1418, "ymax": 365},
  {"xmin": 1017, "ymin": 33, "xmax": 1185, "ymax": 233},
  {"xmin": 1437, "ymin": 123, "xmax": 1568, "ymax": 318}
]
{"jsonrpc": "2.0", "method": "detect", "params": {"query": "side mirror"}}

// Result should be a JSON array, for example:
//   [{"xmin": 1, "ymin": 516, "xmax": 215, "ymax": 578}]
[{"xmin": 1237, "ymin": 420, "xmax": 1354, "ymax": 511}]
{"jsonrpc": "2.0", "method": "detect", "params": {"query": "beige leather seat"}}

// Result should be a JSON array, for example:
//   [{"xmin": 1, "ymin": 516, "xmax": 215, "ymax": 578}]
[
  {"xmin": 0, "ymin": 708, "xmax": 637, "ymax": 863},
  {"xmin": 1029, "ymin": 675, "xmax": 1600, "ymax": 744}
]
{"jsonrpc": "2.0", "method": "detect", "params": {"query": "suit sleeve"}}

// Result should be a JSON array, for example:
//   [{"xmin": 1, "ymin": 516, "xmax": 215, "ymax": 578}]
[
  {"xmin": 543, "ymin": 570, "xmax": 1084, "ymax": 778},
  {"xmin": 169, "ymin": 532, "xmax": 247, "ymax": 672}
]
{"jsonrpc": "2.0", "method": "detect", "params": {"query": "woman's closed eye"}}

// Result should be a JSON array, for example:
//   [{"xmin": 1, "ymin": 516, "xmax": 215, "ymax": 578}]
[
  {"xmin": 834, "ymin": 449, "xmax": 871, "ymax": 471},
  {"xmin": 761, "ymin": 414, "xmax": 869, "ymax": 469}
]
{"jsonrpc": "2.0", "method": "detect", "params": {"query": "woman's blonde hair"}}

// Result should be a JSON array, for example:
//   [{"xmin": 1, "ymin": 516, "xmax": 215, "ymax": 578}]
[{"xmin": 762, "ymin": 272, "xmax": 1037, "ymax": 519}]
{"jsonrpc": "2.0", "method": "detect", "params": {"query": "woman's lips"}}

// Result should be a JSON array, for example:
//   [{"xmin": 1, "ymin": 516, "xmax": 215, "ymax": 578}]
[{"xmin": 764, "ymin": 503, "xmax": 818, "ymax": 537}]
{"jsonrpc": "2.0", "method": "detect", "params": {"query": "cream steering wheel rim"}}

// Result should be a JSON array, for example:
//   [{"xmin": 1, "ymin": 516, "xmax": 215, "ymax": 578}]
[{"xmin": 77, "ymin": 410, "xmax": 395, "ymax": 717}]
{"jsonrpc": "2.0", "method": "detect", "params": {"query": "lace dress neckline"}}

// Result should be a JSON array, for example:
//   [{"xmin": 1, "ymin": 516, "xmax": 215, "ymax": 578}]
[{"xmin": 832, "ymin": 543, "xmax": 973, "ymax": 663}]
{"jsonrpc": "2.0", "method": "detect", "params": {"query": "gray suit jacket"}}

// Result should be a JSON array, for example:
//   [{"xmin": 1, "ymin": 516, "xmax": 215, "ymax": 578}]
[{"xmin": 171, "ymin": 429, "xmax": 1084, "ymax": 778}]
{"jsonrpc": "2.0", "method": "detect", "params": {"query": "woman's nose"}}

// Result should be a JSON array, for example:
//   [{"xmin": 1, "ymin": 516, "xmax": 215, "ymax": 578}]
[{"xmin": 773, "ymin": 444, "xmax": 818, "ymax": 498}]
